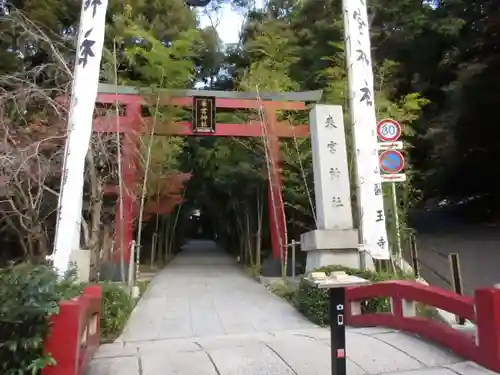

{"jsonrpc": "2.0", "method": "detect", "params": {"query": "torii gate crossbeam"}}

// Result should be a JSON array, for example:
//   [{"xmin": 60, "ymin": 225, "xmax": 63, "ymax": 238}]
[{"xmin": 93, "ymin": 84, "xmax": 321, "ymax": 268}]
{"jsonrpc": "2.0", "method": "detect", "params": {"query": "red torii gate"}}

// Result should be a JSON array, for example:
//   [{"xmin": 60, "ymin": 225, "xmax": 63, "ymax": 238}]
[{"xmin": 92, "ymin": 83, "xmax": 322, "ymax": 263}]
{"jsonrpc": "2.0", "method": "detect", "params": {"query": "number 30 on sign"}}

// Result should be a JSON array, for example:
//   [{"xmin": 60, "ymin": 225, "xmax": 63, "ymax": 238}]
[{"xmin": 377, "ymin": 119, "xmax": 401, "ymax": 142}]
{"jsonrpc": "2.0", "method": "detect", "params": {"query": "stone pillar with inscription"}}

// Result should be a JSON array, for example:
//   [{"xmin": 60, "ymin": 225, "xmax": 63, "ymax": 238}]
[
  {"xmin": 51, "ymin": 0, "xmax": 109, "ymax": 277},
  {"xmin": 342, "ymin": 0, "xmax": 390, "ymax": 261},
  {"xmin": 301, "ymin": 105, "xmax": 371, "ymax": 271}
]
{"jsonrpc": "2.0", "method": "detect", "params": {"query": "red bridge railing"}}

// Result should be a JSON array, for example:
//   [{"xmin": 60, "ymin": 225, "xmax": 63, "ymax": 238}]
[
  {"xmin": 42, "ymin": 285, "xmax": 102, "ymax": 375},
  {"xmin": 39, "ymin": 280, "xmax": 500, "ymax": 373},
  {"xmin": 345, "ymin": 280, "xmax": 500, "ymax": 372}
]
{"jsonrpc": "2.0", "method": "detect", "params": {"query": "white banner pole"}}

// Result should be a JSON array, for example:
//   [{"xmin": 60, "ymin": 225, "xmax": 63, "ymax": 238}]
[
  {"xmin": 51, "ymin": 0, "xmax": 109, "ymax": 276},
  {"xmin": 342, "ymin": 0, "xmax": 390, "ymax": 260}
]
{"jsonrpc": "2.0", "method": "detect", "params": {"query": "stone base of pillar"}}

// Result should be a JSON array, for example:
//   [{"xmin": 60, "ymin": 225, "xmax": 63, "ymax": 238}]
[
  {"xmin": 300, "ymin": 229, "xmax": 374, "ymax": 272},
  {"xmin": 69, "ymin": 249, "xmax": 91, "ymax": 282},
  {"xmin": 261, "ymin": 256, "xmax": 296, "ymax": 277},
  {"xmin": 99, "ymin": 260, "xmax": 130, "ymax": 282}
]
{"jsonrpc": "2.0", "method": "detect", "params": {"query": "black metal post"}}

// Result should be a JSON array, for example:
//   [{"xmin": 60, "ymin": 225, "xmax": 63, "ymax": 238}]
[
  {"xmin": 329, "ymin": 287, "xmax": 347, "ymax": 375},
  {"xmin": 410, "ymin": 233, "xmax": 419, "ymax": 279},
  {"xmin": 449, "ymin": 253, "xmax": 465, "ymax": 325}
]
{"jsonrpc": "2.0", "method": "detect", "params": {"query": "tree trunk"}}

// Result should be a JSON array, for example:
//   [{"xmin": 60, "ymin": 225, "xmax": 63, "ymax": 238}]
[
  {"xmin": 255, "ymin": 191, "xmax": 263, "ymax": 272},
  {"xmin": 85, "ymin": 149, "xmax": 103, "ymax": 278},
  {"xmin": 235, "ymin": 212, "xmax": 244, "ymax": 262},
  {"xmin": 245, "ymin": 207, "xmax": 254, "ymax": 266}
]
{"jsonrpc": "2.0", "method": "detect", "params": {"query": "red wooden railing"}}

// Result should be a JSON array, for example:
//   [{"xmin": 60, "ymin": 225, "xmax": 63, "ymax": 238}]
[
  {"xmin": 42, "ymin": 285, "xmax": 102, "ymax": 375},
  {"xmin": 39, "ymin": 280, "xmax": 500, "ymax": 373},
  {"xmin": 345, "ymin": 280, "xmax": 500, "ymax": 372}
]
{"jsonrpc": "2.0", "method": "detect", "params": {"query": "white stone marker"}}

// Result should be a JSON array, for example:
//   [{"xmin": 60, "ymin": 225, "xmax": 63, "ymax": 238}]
[
  {"xmin": 342, "ymin": 0, "xmax": 390, "ymax": 260},
  {"xmin": 51, "ymin": 0, "xmax": 109, "ymax": 277},
  {"xmin": 301, "ymin": 105, "xmax": 362, "ymax": 271},
  {"xmin": 309, "ymin": 105, "xmax": 353, "ymax": 230}
]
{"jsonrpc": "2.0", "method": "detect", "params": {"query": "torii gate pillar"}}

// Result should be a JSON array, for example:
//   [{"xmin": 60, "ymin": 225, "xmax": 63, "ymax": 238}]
[
  {"xmin": 264, "ymin": 107, "xmax": 287, "ymax": 262},
  {"xmin": 92, "ymin": 84, "xmax": 321, "ymax": 278}
]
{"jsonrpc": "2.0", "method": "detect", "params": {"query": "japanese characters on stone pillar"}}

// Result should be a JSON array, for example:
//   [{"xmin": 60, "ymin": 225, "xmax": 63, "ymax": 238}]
[
  {"xmin": 309, "ymin": 106, "xmax": 353, "ymax": 230},
  {"xmin": 301, "ymin": 105, "xmax": 361, "ymax": 271},
  {"xmin": 51, "ymin": 0, "xmax": 109, "ymax": 276},
  {"xmin": 342, "ymin": 0, "xmax": 390, "ymax": 260}
]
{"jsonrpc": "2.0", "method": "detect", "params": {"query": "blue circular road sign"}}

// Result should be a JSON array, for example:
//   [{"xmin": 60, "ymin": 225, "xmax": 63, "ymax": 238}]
[{"xmin": 379, "ymin": 150, "xmax": 404, "ymax": 174}]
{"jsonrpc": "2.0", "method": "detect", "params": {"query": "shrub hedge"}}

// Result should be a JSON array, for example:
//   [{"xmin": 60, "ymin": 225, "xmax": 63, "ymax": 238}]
[
  {"xmin": 99, "ymin": 282, "xmax": 135, "ymax": 343},
  {"xmin": 0, "ymin": 264, "xmax": 82, "ymax": 375},
  {"xmin": 0, "ymin": 264, "xmax": 147, "ymax": 373},
  {"xmin": 294, "ymin": 265, "xmax": 412, "ymax": 325}
]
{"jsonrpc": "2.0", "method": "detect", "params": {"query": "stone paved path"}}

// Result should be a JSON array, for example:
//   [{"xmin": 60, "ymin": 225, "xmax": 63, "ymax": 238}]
[{"xmin": 87, "ymin": 240, "xmax": 496, "ymax": 375}]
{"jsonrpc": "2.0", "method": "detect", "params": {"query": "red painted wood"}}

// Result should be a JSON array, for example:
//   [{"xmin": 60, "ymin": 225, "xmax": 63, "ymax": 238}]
[
  {"xmin": 112, "ymin": 105, "xmax": 141, "ymax": 263},
  {"xmin": 42, "ymin": 277, "xmax": 500, "ymax": 374},
  {"xmin": 345, "ymin": 280, "xmax": 500, "ymax": 373},
  {"xmin": 112, "ymin": 193, "xmax": 136, "ymax": 262},
  {"xmin": 93, "ymin": 116, "xmax": 136, "ymax": 132},
  {"xmin": 97, "ymin": 95, "xmax": 308, "ymax": 263},
  {"xmin": 93, "ymin": 118, "xmax": 309, "ymax": 138},
  {"xmin": 42, "ymin": 286, "xmax": 101, "ymax": 375},
  {"xmin": 96, "ymin": 93, "xmax": 307, "ymax": 110},
  {"xmin": 347, "ymin": 281, "xmax": 475, "ymax": 320},
  {"xmin": 42, "ymin": 302, "xmax": 80, "ymax": 375},
  {"xmin": 475, "ymin": 288, "xmax": 500, "ymax": 371},
  {"xmin": 263, "ymin": 107, "xmax": 287, "ymax": 260}
]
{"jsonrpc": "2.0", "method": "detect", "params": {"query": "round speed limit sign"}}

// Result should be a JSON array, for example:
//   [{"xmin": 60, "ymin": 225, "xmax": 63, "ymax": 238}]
[{"xmin": 377, "ymin": 119, "xmax": 401, "ymax": 142}]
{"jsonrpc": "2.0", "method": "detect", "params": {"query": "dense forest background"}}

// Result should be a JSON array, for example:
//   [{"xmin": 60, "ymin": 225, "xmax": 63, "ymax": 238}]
[{"xmin": 0, "ymin": 0, "xmax": 499, "ymax": 269}]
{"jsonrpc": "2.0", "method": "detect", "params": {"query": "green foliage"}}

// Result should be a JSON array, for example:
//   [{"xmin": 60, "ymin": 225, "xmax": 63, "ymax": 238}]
[
  {"xmin": 295, "ymin": 265, "xmax": 413, "ymax": 326},
  {"xmin": 268, "ymin": 281, "xmax": 296, "ymax": 302},
  {"xmin": 99, "ymin": 280, "xmax": 151, "ymax": 343},
  {"xmin": 0, "ymin": 264, "xmax": 148, "ymax": 373},
  {"xmin": 240, "ymin": 25, "xmax": 299, "ymax": 92},
  {"xmin": 99, "ymin": 282, "xmax": 136, "ymax": 343},
  {"xmin": 244, "ymin": 264, "xmax": 261, "ymax": 278},
  {"xmin": 136, "ymin": 279, "xmax": 151, "ymax": 296},
  {"xmin": 3, "ymin": 0, "xmax": 500, "ymax": 279},
  {"xmin": 122, "ymin": 26, "xmax": 199, "ymax": 86},
  {"xmin": 0, "ymin": 264, "xmax": 82, "ymax": 375}
]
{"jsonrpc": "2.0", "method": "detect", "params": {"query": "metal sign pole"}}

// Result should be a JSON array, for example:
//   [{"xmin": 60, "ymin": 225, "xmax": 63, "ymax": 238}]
[
  {"xmin": 391, "ymin": 182, "xmax": 403, "ymax": 267},
  {"xmin": 449, "ymin": 253, "xmax": 465, "ymax": 324},
  {"xmin": 376, "ymin": 118, "xmax": 406, "ymax": 266},
  {"xmin": 330, "ymin": 287, "xmax": 347, "ymax": 375},
  {"xmin": 409, "ymin": 232, "xmax": 419, "ymax": 278},
  {"xmin": 304, "ymin": 272, "xmax": 370, "ymax": 375}
]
